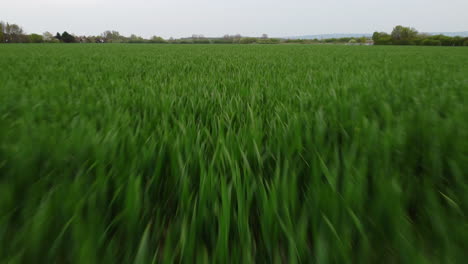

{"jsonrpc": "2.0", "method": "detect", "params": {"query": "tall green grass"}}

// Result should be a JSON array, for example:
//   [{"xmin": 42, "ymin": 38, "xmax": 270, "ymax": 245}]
[{"xmin": 0, "ymin": 44, "xmax": 467, "ymax": 263}]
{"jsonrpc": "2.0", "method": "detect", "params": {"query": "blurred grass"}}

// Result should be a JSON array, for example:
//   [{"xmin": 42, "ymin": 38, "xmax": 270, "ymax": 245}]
[{"xmin": 0, "ymin": 44, "xmax": 467, "ymax": 263}]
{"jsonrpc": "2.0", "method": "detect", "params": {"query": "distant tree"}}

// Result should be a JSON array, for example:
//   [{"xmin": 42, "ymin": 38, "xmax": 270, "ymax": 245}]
[
  {"xmin": 374, "ymin": 26, "xmax": 468, "ymax": 46},
  {"xmin": 451, "ymin": 36, "xmax": 464, "ymax": 46},
  {"xmin": 101, "ymin": 30, "xmax": 124, "ymax": 43},
  {"xmin": 94, "ymin": 36, "xmax": 105, "ymax": 43},
  {"xmin": 356, "ymin": 37, "xmax": 367, "ymax": 43},
  {"xmin": 403, "ymin": 27, "xmax": 418, "ymax": 40},
  {"xmin": 29, "ymin": 34, "xmax": 43, "ymax": 43},
  {"xmin": 261, "ymin": 33, "xmax": 268, "ymax": 39},
  {"xmin": 83, "ymin": 36, "xmax": 96, "ymax": 43},
  {"xmin": 391, "ymin": 25, "xmax": 418, "ymax": 43},
  {"xmin": 43, "ymin": 32, "xmax": 53, "ymax": 41},
  {"xmin": 4, "ymin": 23, "xmax": 24, "ymax": 43},
  {"xmin": 43, "ymin": 32, "xmax": 59, "ymax": 43},
  {"xmin": 55, "ymin": 32, "xmax": 62, "ymax": 41},
  {"xmin": 0, "ymin": 21, "xmax": 4, "ymax": 43},
  {"xmin": 372, "ymin": 32, "xmax": 392, "ymax": 45},
  {"xmin": 74, "ymin": 36, "xmax": 85, "ymax": 43},
  {"xmin": 129, "ymin": 34, "xmax": 145, "ymax": 43},
  {"xmin": 7, "ymin": 24, "xmax": 23, "ymax": 34},
  {"xmin": 435, "ymin": 35, "xmax": 458, "ymax": 46},
  {"xmin": 150, "ymin": 36, "xmax": 166, "ymax": 43},
  {"xmin": 391, "ymin": 26, "xmax": 404, "ymax": 40},
  {"xmin": 372, "ymin": 32, "xmax": 381, "ymax": 41},
  {"xmin": 61, "ymin": 31, "xmax": 76, "ymax": 43}
]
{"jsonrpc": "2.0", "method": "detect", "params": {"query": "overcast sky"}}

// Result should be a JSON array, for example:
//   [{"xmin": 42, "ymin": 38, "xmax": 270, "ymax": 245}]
[{"xmin": 3, "ymin": 0, "xmax": 468, "ymax": 38}]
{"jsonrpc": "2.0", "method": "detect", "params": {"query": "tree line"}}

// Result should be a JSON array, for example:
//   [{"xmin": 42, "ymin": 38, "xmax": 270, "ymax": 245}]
[
  {"xmin": 2, "ymin": 21, "xmax": 467, "ymax": 46},
  {"xmin": 0, "ymin": 22, "xmax": 370, "ymax": 45},
  {"xmin": 373, "ymin": 25, "xmax": 468, "ymax": 46},
  {"xmin": 0, "ymin": 22, "xmax": 282, "ymax": 44},
  {"xmin": 283, "ymin": 37, "xmax": 372, "ymax": 45}
]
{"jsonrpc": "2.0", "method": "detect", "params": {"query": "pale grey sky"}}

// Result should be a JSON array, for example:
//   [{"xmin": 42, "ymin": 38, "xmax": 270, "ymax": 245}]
[{"xmin": 3, "ymin": 0, "xmax": 468, "ymax": 38}]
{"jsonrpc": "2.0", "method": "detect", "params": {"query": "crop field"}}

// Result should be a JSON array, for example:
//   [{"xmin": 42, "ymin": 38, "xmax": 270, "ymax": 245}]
[{"xmin": 0, "ymin": 44, "xmax": 467, "ymax": 263}]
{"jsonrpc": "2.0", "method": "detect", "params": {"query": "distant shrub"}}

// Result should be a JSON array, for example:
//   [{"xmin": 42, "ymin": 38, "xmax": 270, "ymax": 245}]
[
  {"xmin": 149, "ymin": 36, "xmax": 166, "ymax": 43},
  {"xmin": 193, "ymin": 39, "xmax": 211, "ymax": 44},
  {"xmin": 211, "ymin": 38, "xmax": 234, "ymax": 44},
  {"xmin": 256, "ymin": 38, "xmax": 280, "ymax": 44},
  {"xmin": 422, "ymin": 39, "xmax": 442, "ymax": 46},
  {"xmin": 239, "ymin": 37, "xmax": 257, "ymax": 44},
  {"xmin": 29, "ymin": 34, "xmax": 44, "ymax": 43},
  {"xmin": 392, "ymin": 40, "xmax": 413, "ymax": 45},
  {"xmin": 178, "ymin": 39, "xmax": 193, "ymax": 44}
]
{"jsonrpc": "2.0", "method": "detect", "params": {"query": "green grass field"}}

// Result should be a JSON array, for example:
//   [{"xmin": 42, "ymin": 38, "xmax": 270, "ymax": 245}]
[{"xmin": 0, "ymin": 44, "xmax": 467, "ymax": 263}]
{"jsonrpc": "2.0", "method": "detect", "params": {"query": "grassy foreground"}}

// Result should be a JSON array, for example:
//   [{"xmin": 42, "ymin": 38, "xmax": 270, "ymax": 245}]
[{"xmin": 0, "ymin": 44, "xmax": 467, "ymax": 263}]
